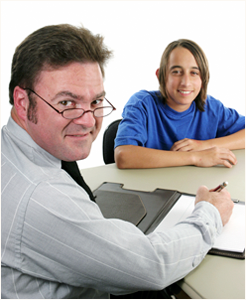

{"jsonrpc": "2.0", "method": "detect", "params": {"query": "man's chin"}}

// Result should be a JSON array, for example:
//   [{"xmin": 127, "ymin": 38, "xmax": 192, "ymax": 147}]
[
  {"xmin": 59, "ymin": 141, "xmax": 93, "ymax": 161},
  {"xmin": 63, "ymin": 153, "xmax": 89, "ymax": 162},
  {"xmin": 68, "ymin": 149, "xmax": 91, "ymax": 162},
  {"xmin": 76, "ymin": 152, "xmax": 90, "ymax": 161}
]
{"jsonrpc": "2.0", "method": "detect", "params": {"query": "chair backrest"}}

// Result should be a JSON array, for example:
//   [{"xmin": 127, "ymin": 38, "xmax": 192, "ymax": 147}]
[{"xmin": 103, "ymin": 119, "xmax": 122, "ymax": 164}]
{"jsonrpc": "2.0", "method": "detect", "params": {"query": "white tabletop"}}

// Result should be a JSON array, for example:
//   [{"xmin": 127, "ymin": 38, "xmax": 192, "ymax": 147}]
[{"xmin": 81, "ymin": 149, "xmax": 245, "ymax": 299}]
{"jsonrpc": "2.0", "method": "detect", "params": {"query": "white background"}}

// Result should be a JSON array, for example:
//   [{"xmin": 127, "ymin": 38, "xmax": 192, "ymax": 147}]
[{"xmin": 1, "ymin": 1, "xmax": 245, "ymax": 170}]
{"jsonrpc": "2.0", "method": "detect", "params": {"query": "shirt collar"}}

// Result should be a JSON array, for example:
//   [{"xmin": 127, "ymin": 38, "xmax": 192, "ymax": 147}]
[
  {"xmin": 6, "ymin": 117, "xmax": 61, "ymax": 169},
  {"xmin": 163, "ymin": 101, "xmax": 195, "ymax": 118}
]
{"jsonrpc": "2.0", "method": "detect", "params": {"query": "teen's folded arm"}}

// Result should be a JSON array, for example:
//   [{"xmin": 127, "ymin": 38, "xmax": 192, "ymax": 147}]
[{"xmin": 114, "ymin": 145, "xmax": 238, "ymax": 169}]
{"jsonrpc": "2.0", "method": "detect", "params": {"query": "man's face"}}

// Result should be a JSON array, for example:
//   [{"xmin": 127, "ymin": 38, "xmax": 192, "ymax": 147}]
[
  {"xmin": 25, "ymin": 62, "xmax": 104, "ymax": 161},
  {"xmin": 165, "ymin": 47, "xmax": 202, "ymax": 112}
]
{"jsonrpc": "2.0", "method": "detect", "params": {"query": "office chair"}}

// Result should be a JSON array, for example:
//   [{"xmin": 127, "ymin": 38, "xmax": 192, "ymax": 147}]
[{"xmin": 103, "ymin": 119, "xmax": 122, "ymax": 164}]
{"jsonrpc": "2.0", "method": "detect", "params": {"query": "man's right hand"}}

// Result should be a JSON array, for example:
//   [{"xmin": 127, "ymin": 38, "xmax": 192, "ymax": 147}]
[{"xmin": 195, "ymin": 185, "xmax": 234, "ymax": 226}]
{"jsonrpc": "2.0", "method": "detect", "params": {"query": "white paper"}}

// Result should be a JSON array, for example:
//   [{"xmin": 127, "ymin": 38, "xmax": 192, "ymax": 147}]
[{"xmin": 154, "ymin": 195, "xmax": 245, "ymax": 253}]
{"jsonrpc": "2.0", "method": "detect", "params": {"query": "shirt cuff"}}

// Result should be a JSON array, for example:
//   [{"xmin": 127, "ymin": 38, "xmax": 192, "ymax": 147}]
[{"xmin": 180, "ymin": 201, "xmax": 223, "ymax": 247}]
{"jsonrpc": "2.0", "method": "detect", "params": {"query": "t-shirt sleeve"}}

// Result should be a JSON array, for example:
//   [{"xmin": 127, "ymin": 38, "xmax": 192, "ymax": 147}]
[
  {"xmin": 114, "ymin": 92, "xmax": 149, "ymax": 148},
  {"xmin": 213, "ymin": 98, "xmax": 245, "ymax": 137}
]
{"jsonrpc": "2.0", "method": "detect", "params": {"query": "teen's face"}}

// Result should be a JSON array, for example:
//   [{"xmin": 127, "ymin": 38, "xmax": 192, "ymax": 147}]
[
  {"xmin": 24, "ymin": 62, "xmax": 105, "ymax": 161},
  {"xmin": 165, "ymin": 47, "xmax": 202, "ymax": 112}
]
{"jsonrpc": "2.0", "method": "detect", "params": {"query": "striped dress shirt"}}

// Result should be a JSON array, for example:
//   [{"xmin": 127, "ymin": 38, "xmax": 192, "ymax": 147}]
[{"xmin": 1, "ymin": 117, "xmax": 222, "ymax": 299}]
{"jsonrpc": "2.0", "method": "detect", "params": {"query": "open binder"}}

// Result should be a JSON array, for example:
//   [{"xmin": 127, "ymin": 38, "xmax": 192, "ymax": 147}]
[{"xmin": 94, "ymin": 182, "xmax": 245, "ymax": 260}]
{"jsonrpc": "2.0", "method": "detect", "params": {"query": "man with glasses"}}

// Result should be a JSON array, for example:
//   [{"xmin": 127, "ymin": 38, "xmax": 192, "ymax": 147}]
[{"xmin": 1, "ymin": 24, "xmax": 234, "ymax": 299}]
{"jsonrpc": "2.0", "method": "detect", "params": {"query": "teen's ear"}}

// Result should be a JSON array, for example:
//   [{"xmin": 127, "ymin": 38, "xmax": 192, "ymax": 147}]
[
  {"xmin": 13, "ymin": 86, "xmax": 29, "ymax": 121},
  {"xmin": 155, "ymin": 68, "xmax": 159, "ymax": 79}
]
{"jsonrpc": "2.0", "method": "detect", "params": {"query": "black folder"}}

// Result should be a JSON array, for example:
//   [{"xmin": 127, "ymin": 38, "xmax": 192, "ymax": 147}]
[
  {"xmin": 94, "ymin": 182, "xmax": 245, "ymax": 260},
  {"xmin": 94, "ymin": 182, "xmax": 181, "ymax": 233}
]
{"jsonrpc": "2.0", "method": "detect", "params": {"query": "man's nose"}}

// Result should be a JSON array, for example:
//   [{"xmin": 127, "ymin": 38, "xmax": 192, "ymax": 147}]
[{"xmin": 72, "ymin": 110, "xmax": 96, "ymax": 128}]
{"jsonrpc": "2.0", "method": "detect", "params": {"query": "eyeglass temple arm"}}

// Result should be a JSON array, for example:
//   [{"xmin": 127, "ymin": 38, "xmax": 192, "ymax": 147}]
[
  {"xmin": 22, "ymin": 87, "xmax": 62, "ymax": 114},
  {"xmin": 105, "ymin": 98, "xmax": 116, "ymax": 110},
  {"xmin": 22, "ymin": 87, "xmax": 116, "ymax": 112}
]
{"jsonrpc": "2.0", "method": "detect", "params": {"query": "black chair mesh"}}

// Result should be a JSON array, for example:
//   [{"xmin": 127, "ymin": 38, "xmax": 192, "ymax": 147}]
[{"xmin": 103, "ymin": 119, "xmax": 122, "ymax": 164}]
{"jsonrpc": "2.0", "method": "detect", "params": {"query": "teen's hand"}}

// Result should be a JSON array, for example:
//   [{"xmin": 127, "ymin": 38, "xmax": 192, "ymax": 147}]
[
  {"xmin": 171, "ymin": 138, "xmax": 210, "ymax": 152},
  {"xmin": 192, "ymin": 147, "xmax": 237, "ymax": 168}
]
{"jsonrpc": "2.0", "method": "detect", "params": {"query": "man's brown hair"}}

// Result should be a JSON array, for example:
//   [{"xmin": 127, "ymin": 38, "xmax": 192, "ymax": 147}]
[{"xmin": 9, "ymin": 24, "xmax": 112, "ymax": 105}]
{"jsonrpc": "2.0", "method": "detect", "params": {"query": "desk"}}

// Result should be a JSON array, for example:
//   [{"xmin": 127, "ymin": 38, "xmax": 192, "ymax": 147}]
[{"xmin": 81, "ymin": 149, "xmax": 245, "ymax": 299}]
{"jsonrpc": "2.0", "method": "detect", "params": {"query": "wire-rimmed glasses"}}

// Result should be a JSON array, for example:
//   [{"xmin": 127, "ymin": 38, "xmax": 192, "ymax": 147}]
[{"xmin": 22, "ymin": 87, "xmax": 116, "ymax": 119}]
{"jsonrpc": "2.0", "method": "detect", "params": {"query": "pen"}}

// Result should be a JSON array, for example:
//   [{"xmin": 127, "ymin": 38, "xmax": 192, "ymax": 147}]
[
  {"xmin": 212, "ymin": 181, "xmax": 228, "ymax": 192},
  {"xmin": 211, "ymin": 182, "xmax": 239, "ymax": 203}
]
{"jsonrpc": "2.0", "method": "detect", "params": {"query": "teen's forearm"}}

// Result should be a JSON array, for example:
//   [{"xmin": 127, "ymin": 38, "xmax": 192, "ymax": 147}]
[
  {"xmin": 114, "ymin": 145, "xmax": 237, "ymax": 169},
  {"xmin": 115, "ymin": 145, "xmax": 194, "ymax": 169},
  {"xmin": 206, "ymin": 129, "xmax": 245, "ymax": 150}
]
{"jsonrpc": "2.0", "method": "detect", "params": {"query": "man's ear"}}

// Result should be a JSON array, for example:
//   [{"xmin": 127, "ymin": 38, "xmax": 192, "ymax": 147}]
[
  {"xmin": 13, "ymin": 86, "xmax": 29, "ymax": 121},
  {"xmin": 155, "ymin": 68, "xmax": 159, "ymax": 79}
]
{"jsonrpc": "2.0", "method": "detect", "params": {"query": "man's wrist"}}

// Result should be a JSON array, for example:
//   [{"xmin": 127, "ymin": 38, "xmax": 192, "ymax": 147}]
[{"xmin": 195, "ymin": 201, "xmax": 223, "ymax": 233}]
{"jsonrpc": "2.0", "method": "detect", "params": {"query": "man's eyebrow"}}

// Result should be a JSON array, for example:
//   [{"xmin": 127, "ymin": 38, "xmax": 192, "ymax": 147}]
[
  {"xmin": 95, "ymin": 91, "xmax": 106, "ymax": 98},
  {"xmin": 52, "ymin": 91, "xmax": 106, "ymax": 101}
]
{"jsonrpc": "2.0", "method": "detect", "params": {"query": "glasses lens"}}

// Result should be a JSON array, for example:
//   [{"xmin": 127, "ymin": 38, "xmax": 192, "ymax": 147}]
[
  {"xmin": 94, "ymin": 107, "xmax": 113, "ymax": 117},
  {"xmin": 63, "ymin": 109, "xmax": 84, "ymax": 119},
  {"xmin": 62, "ymin": 107, "xmax": 113, "ymax": 119}
]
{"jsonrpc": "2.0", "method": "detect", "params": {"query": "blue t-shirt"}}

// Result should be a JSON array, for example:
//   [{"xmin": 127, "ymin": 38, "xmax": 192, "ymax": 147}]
[{"xmin": 115, "ymin": 90, "xmax": 245, "ymax": 150}]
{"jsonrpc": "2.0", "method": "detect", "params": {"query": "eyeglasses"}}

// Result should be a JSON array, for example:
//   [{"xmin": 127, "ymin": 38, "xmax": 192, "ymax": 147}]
[{"xmin": 22, "ymin": 88, "xmax": 116, "ymax": 119}]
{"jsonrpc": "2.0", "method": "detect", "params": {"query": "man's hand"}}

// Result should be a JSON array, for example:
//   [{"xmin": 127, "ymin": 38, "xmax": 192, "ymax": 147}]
[
  {"xmin": 192, "ymin": 147, "xmax": 237, "ymax": 168},
  {"xmin": 195, "ymin": 186, "xmax": 234, "ymax": 226}
]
